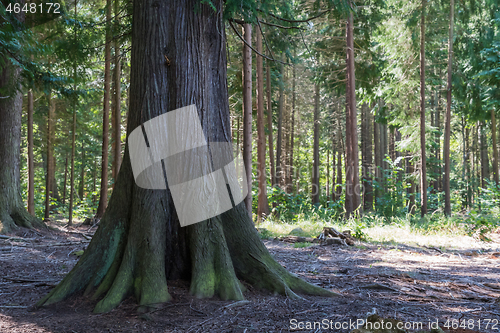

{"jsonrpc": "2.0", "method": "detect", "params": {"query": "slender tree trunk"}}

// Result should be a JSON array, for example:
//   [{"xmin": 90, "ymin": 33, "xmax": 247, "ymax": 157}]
[
  {"xmin": 444, "ymin": 0, "xmax": 454, "ymax": 215},
  {"xmin": 276, "ymin": 62, "xmax": 285, "ymax": 189},
  {"xmin": 27, "ymin": 88, "xmax": 35, "ymax": 216},
  {"xmin": 256, "ymin": 28, "xmax": 269, "ymax": 221},
  {"xmin": 420, "ymin": 0, "xmax": 428, "ymax": 216},
  {"xmin": 78, "ymin": 142, "xmax": 85, "ymax": 199},
  {"xmin": 374, "ymin": 118, "xmax": 380, "ymax": 200},
  {"xmin": 480, "ymin": 121, "xmax": 490, "ymax": 188},
  {"xmin": 38, "ymin": 0, "xmax": 334, "ymax": 312},
  {"xmin": 242, "ymin": 23, "xmax": 252, "ymax": 218},
  {"xmin": 62, "ymin": 154, "xmax": 68, "ymax": 206},
  {"xmin": 95, "ymin": 0, "xmax": 112, "ymax": 219},
  {"xmin": 266, "ymin": 60, "xmax": 277, "ymax": 187},
  {"xmin": 112, "ymin": 0, "xmax": 122, "ymax": 182},
  {"xmin": 434, "ymin": 91, "xmax": 441, "ymax": 192},
  {"xmin": 345, "ymin": 12, "xmax": 361, "ymax": 218},
  {"xmin": 288, "ymin": 57, "xmax": 296, "ymax": 193},
  {"xmin": 312, "ymin": 83, "xmax": 320, "ymax": 205},
  {"xmin": 407, "ymin": 153, "xmax": 416, "ymax": 214},
  {"xmin": 361, "ymin": 103, "xmax": 373, "ymax": 211},
  {"xmin": 68, "ymin": 102, "xmax": 77, "ymax": 225},
  {"xmin": 492, "ymin": 109, "xmax": 499, "ymax": 185},
  {"xmin": 44, "ymin": 94, "xmax": 55, "ymax": 220}
]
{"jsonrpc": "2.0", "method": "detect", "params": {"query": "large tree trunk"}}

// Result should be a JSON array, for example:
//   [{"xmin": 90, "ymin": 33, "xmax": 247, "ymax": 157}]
[
  {"xmin": 444, "ymin": 0, "xmax": 454, "ymax": 215},
  {"xmin": 0, "ymin": 41, "xmax": 43, "ymax": 232},
  {"xmin": 345, "ymin": 12, "xmax": 361, "ymax": 218},
  {"xmin": 419, "ymin": 0, "xmax": 428, "ymax": 216},
  {"xmin": 242, "ymin": 23, "xmax": 252, "ymax": 218},
  {"xmin": 95, "ymin": 0, "xmax": 112, "ymax": 219},
  {"xmin": 37, "ymin": 0, "xmax": 335, "ymax": 312},
  {"xmin": 255, "ymin": 28, "xmax": 269, "ymax": 221},
  {"xmin": 312, "ymin": 83, "xmax": 320, "ymax": 205}
]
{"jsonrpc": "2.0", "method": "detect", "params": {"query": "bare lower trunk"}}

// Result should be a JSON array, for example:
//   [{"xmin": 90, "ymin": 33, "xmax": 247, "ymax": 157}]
[
  {"xmin": 242, "ymin": 23, "xmax": 253, "ymax": 218},
  {"xmin": 0, "ymin": 51, "xmax": 43, "ymax": 232},
  {"xmin": 256, "ymin": 28, "xmax": 269, "ymax": 221},
  {"xmin": 312, "ymin": 84, "xmax": 320, "ymax": 205},
  {"xmin": 112, "ymin": 0, "xmax": 122, "ymax": 183},
  {"xmin": 27, "ymin": 89, "xmax": 35, "ymax": 216},
  {"xmin": 95, "ymin": 0, "xmax": 112, "ymax": 219},
  {"xmin": 37, "ymin": 0, "xmax": 335, "ymax": 312},
  {"xmin": 44, "ymin": 94, "xmax": 55, "ymax": 220},
  {"xmin": 492, "ymin": 110, "xmax": 499, "ymax": 185},
  {"xmin": 361, "ymin": 103, "xmax": 373, "ymax": 211},
  {"xmin": 276, "ymin": 62, "xmax": 284, "ymax": 188},
  {"xmin": 266, "ymin": 60, "xmax": 277, "ymax": 187},
  {"xmin": 420, "ymin": 0, "xmax": 428, "ymax": 216}
]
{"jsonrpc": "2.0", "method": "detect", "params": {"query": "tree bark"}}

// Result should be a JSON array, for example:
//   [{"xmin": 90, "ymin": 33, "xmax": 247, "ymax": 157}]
[
  {"xmin": 112, "ymin": 0, "xmax": 122, "ymax": 184},
  {"xmin": 312, "ymin": 83, "xmax": 320, "ymax": 205},
  {"xmin": 256, "ymin": 28, "xmax": 269, "ymax": 221},
  {"xmin": 420, "ymin": 0, "xmax": 428, "ymax": 216},
  {"xmin": 361, "ymin": 103, "xmax": 373, "ymax": 211},
  {"xmin": 276, "ymin": 62, "xmax": 284, "ymax": 188},
  {"xmin": 44, "ymin": 94, "xmax": 55, "ymax": 220},
  {"xmin": 27, "ymin": 88, "xmax": 35, "ymax": 216},
  {"xmin": 444, "ymin": 0, "xmax": 454, "ymax": 215},
  {"xmin": 68, "ymin": 99, "xmax": 77, "ymax": 226},
  {"xmin": 0, "ymin": 3, "xmax": 43, "ymax": 232},
  {"xmin": 288, "ymin": 56, "xmax": 296, "ymax": 193},
  {"xmin": 480, "ymin": 121, "xmax": 490, "ymax": 188},
  {"xmin": 78, "ymin": 141, "xmax": 85, "ymax": 199},
  {"xmin": 95, "ymin": 0, "xmax": 112, "ymax": 219},
  {"xmin": 37, "ymin": 0, "xmax": 335, "ymax": 312},
  {"xmin": 345, "ymin": 12, "xmax": 361, "ymax": 218},
  {"xmin": 266, "ymin": 60, "xmax": 277, "ymax": 187},
  {"xmin": 492, "ymin": 109, "xmax": 499, "ymax": 185},
  {"xmin": 62, "ymin": 154, "xmax": 68, "ymax": 206},
  {"xmin": 242, "ymin": 23, "xmax": 253, "ymax": 218}
]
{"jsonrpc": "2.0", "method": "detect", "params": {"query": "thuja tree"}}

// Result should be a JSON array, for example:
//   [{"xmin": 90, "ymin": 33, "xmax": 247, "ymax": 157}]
[
  {"xmin": 0, "ymin": 2, "xmax": 43, "ymax": 233},
  {"xmin": 37, "ymin": 0, "xmax": 335, "ymax": 313}
]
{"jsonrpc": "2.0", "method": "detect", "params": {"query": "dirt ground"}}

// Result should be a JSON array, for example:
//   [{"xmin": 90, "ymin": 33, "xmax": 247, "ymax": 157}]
[{"xmin": 1, "ymin": 219, "xmax": 499, "ymax": 333}]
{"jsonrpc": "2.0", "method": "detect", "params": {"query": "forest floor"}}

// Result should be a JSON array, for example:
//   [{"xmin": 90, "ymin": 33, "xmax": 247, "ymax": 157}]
[{"xmin": 0, "ymin": 217, "xmax": 499, "ymax": 333}]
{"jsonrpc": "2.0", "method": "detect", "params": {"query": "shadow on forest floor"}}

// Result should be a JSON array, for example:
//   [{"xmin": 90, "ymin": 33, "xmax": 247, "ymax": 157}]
[{"xmin": 0, "ymin": 218, "xmax": 499, "ymax": 332}]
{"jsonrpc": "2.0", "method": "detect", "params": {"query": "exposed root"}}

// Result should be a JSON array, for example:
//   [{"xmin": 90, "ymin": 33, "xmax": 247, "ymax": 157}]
[{"xmin": 188, "ymin": 217, "xmax": 244, "ymax": 300}]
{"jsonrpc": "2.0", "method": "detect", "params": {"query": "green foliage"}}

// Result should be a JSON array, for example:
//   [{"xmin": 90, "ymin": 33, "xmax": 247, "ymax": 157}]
[{"xmin": 372, "ymin": 156, "xmax": 409, "ymax": 217}]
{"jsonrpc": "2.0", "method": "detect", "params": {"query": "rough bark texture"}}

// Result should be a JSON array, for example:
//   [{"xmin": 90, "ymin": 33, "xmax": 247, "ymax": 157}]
[
  {"xmin": 312, "ymin": 84, "xmax": 320, "ymax": 205},
  {"xmin": 44, "ymin": 94, "xmax": 55, "ymax": 220},
  {"xmin": 256, "ymin": 28, "xmax": 269, "ymax": 221},
  {"xmin": 95, "ymin": 0, "xmax": 112, "ymax": 219},
  {"xmin": 242, "ymin": 23, "xmax": 253, "ymax": 218},
  {"xmin": 345, "ymin": 12, "xmax": 361, "ymax": 218},
  {"xmin": 27, "ymin": 88, "xmax": 35, "ymax": 216},
  {"xmin": 492, "ymin": 110, "xmax": 499, "ymax": 185},
  {"xmin": 112, "ymin": 0, "xmax": 122, "ymax": 183},
  {"xmin": 361, "ymin": 103, "xmax": 373, "ymax": 211},
  {"xmin": 420, "ymin": 0, "xmax": 428, "ymax": 216},
  {"xmin": 68, "ymin": 104, "xmax": 77, "ymax": 225},
  {"xmin": 288, "ymin": 57, "xmax": 296, "ymax": 194},
  {"xmin": 276, "ymin": 62, "xmax": 284, "ymax": 188},
  {"xmin": 266, "ymin": 60, "xmax": 277, "ymax": 187},
  {"xmin": 38, "ymin": 0, "xmax": 336, "ymax": 312},
  {"xmin": 0, "ymin": 50, "xmax": 43, "ymax": 232},
  {"xmin": 480, "ymin": 122, "xmax": 489, "ymax": 188},
  {"xmin": 443, "ymin": 0, "xmax": 453, "ymax": 215}
]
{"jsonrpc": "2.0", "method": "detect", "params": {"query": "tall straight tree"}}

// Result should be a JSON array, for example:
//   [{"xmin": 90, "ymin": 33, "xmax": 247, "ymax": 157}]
[
  {"xmin": 361, "ymin": 103, "xmax": 373, "ymax": 211},
  {"xmin": 276, "ymin": 62, "xmax": 284, "ymax": 188},
  {"xmin": 242, "ymin": 23, "xmax": 252, "ymax": 218},
  {"xmin": 345, "ymin": 10, "xmax": 361, "ymax": 218},
  {"xmin": 112, "ymin": 0, "xmax": 122, "ymax": 183},
  {"xmin": 27, "ymin": 87, "xmax": 35, "ymax": 215},
  {"xmin": 38, "ymin": 0, "xmax": 334, "ymax": 312},
  {"xmin": 419, "ymin": 0, "xmax": 428, "ymax": 216},
  {"xmin": 96, "ymin": 0, "xmax": 113, "ymax": 219},
  {"xmin": 266, "ymin": 59, "xmax": 277, "ymax": 186},
  {"xmin": 443, "ymin": 0, "xmax": 454, "ymax": 216},
  {"xmin": 312, "ymin": 83, "xmax": 320, "ymax": 205},
  {"xmin": 256, "ymin": 27, "xmax": 269, "ymax": 220},
  {"xmin": 0, "ymin": 2, "xmax": 42, "ymax": 232},
  {"xmin": 492, "ymin": 109, "xmax": 499, "ymax": 185}
]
